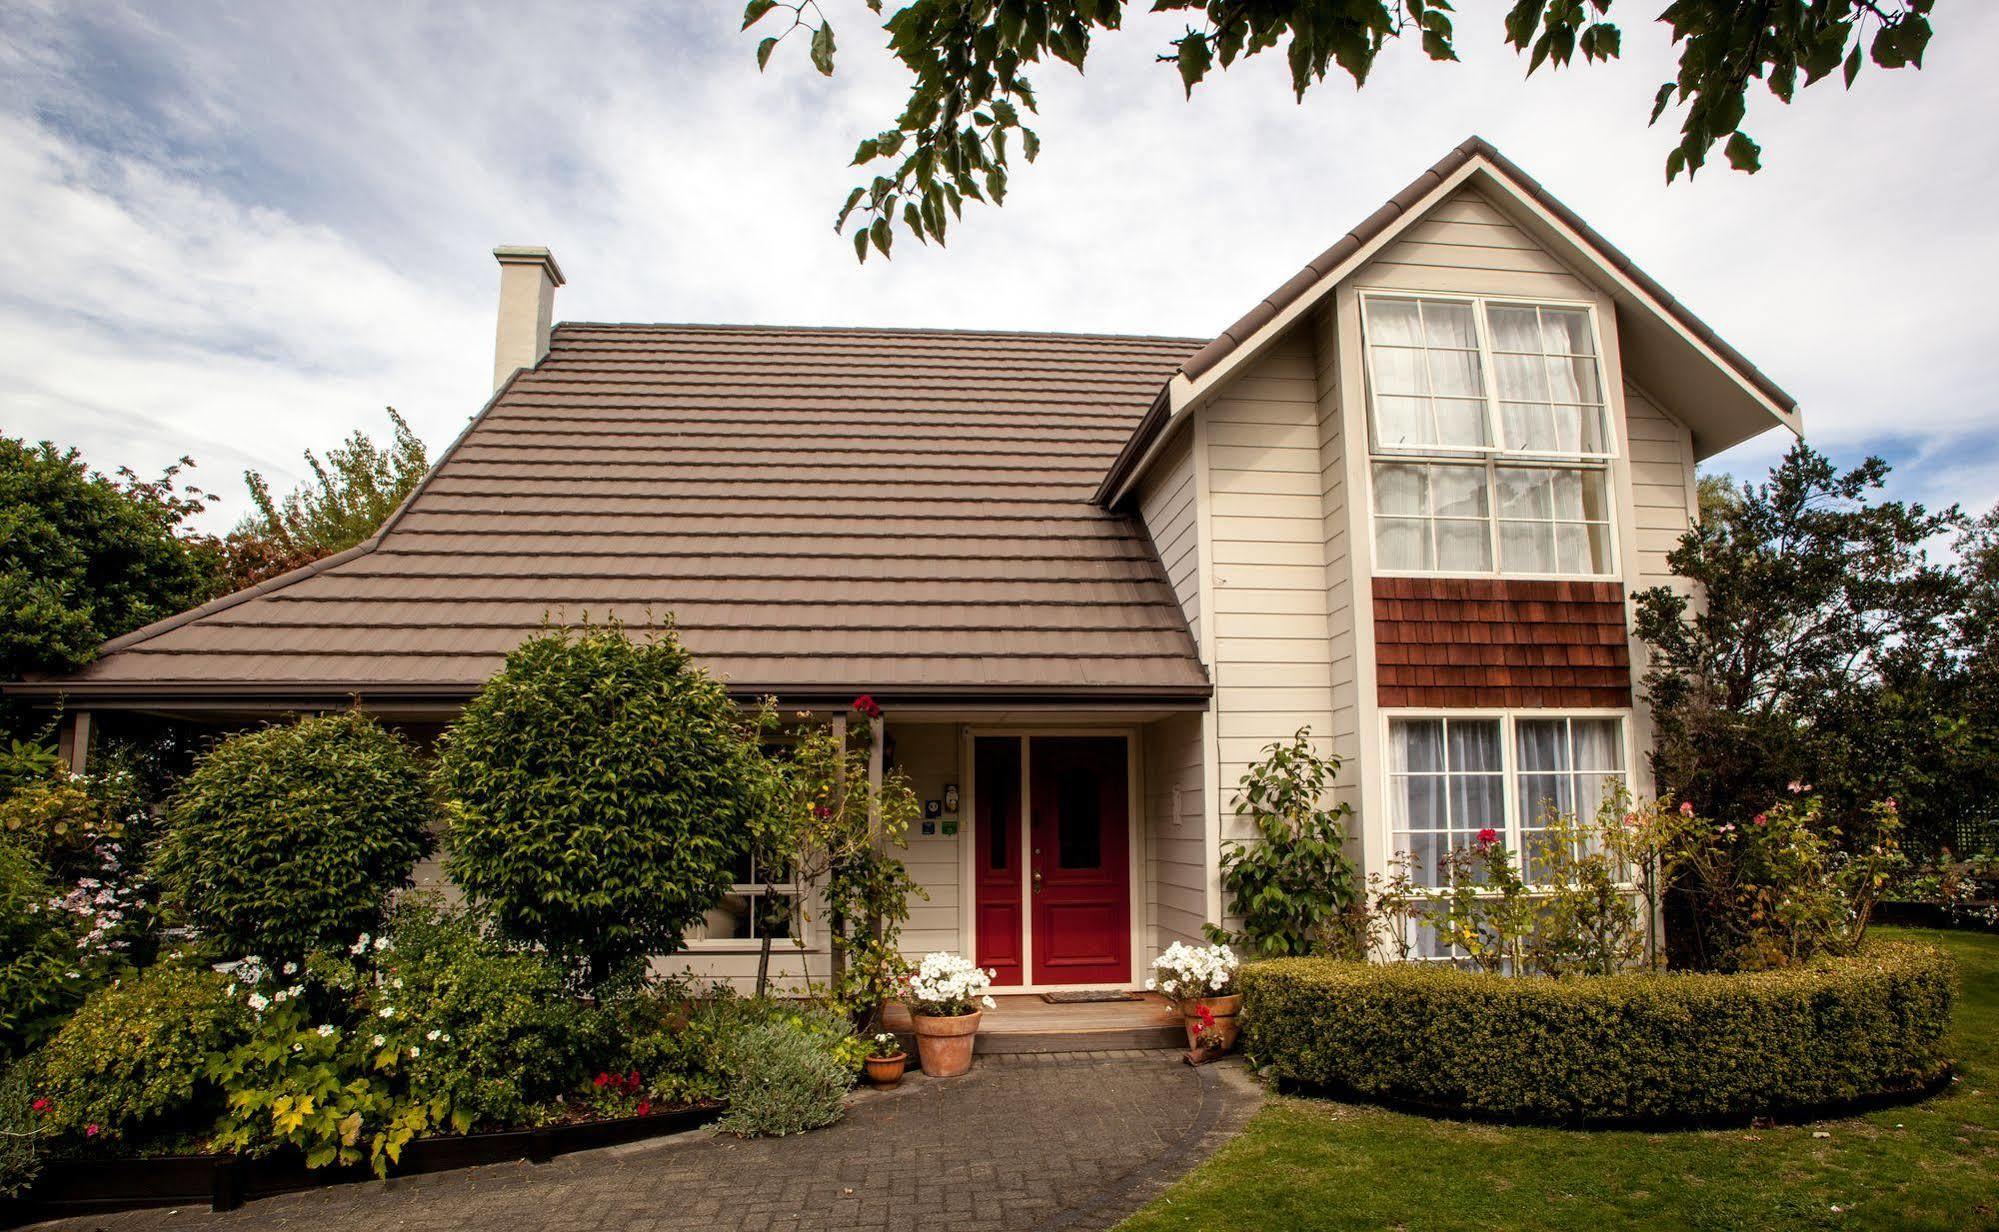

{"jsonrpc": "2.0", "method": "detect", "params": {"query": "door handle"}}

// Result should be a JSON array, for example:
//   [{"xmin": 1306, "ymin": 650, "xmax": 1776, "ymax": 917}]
[{"xmin": 1031, "ymin": 871, "xmax": 1044, "ymax": 894}]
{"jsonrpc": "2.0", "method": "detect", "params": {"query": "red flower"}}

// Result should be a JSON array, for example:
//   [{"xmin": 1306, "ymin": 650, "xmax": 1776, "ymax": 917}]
[
  {"xmin": 635, "ymin": 1099, "xmax": 651, "ymax": 1116},
  {"xmin": 593, "ymin": 1072, "xmax": 610, "ymax": 1088},
  {"xmin": 852, "ymin": 694, "xmax": 882, "ymax": 719},
  {"xmin": 626, "ymin": 1071, "xmax": 641, "ymax": 1091},
  {"xmin": 30, "ymin": 1097, "xmax": 49, "ymax": 1114},
  {"xmin": 1192, "ymin": 1002, "xmax": 1216, "ymax": 1037},
  {"xmin": 1476, "ymin": 828, "xmax": 1499, "ymax": 847}
]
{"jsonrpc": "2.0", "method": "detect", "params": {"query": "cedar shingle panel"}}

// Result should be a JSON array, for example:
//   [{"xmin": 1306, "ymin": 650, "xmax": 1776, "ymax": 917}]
[
  {"xmin": 1373, "ymin": 578, "xmax": 1631, "ymax": 709},
  {"xmin": 43, "ymin": 325, "xmax": 1212, "ymax": 702}
]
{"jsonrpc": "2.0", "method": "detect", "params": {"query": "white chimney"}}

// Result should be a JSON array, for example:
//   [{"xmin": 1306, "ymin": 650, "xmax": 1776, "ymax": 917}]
[{"xmin": 491, "ymin": 246, "xmax": 565, "ymax": 390}]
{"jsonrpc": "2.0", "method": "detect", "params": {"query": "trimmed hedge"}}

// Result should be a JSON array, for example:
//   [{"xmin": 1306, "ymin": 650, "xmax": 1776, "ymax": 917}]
[{"xmin": 1241, "ymin": 940, "xmax": 1956, "ymax": 1124}]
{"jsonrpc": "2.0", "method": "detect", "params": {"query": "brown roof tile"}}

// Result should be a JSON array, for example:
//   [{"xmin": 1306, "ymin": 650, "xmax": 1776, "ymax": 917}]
[{"xmin": 31, "ymin": 325, "xmax": 1212, "ymax": 706}]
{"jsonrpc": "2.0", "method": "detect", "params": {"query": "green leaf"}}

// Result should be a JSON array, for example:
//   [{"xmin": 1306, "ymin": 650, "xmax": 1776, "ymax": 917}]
[
  {"xmin": 1843, "ymin": 45, "xmax": 1862, "ymax": 88},
  {"xmin": 1724, "ymin": 130, "xmax": 1762, "ymax": 174},
  {"xmin": 809, "ymin": 21, "xmax": 836, "ymax": 76},
  {"xmin": 1176, "ymin": 33, "xmax": 1213, "ymax": 97},
  {"xmin": 870, "ymin": 216, "xmax": 892, "ymax": 257},
  {"xmin": 756, "ymin": 37, "xmax": 778, "ymax": 71},
  {"xmin": 741, "ymin": 0, "xmax": 777, "ymax": 30}
]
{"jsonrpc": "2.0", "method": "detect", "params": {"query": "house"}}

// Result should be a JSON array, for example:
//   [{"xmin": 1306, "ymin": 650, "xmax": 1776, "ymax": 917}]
[{"xmin": 17, "ymin": 138, "xmax": 1796, "ymax": 990}]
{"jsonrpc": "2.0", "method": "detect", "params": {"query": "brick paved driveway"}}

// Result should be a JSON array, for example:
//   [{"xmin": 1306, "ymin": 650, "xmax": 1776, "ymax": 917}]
[{"xmin": 35, "ymin": 1051, "xmax": 1260, "ymax": 1232}]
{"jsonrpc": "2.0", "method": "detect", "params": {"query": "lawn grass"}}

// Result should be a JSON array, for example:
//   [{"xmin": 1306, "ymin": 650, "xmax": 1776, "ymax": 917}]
[{"xmin": 1119, "ymin": 928, "xmax": 1999, "ymax": 1232}]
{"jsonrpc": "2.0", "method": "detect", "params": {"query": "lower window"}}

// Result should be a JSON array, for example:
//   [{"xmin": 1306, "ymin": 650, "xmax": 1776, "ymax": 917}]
[{"xmin": 1387, "ymin": 712, "xmax": 1629, "ymax": 891}]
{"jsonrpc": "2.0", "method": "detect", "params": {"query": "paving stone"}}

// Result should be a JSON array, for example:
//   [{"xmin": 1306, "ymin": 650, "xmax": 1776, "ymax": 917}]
[{"xmin": 30, "ymin": 1052, "xmax": 1260, "ymax": 1232}]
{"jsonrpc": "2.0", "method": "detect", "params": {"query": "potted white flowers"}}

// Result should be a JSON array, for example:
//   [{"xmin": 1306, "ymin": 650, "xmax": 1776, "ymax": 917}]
[
  {"xmin": 864, "ymin": 1032, "xmax": 908, "ymax": 1087},
  {"xmin": 1146, "ymin": 941, "xmax": 1242, "ymax": 1054},
  {"xmin": 903, "ymin": 951, "xmax": 997, "ymax": 1077}
]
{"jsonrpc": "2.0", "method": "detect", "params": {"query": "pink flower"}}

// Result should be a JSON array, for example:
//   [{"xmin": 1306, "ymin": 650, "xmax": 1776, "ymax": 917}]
[
  {"xmin": 1679, "ymin": 802, "xmax": 1696, "ymax": 817},
  {"xmin": 1787, "ymin": 781, "xmax": 1809, "ymax": 794},
  {"xmin": 1476, "ymin": 828, "xmax": 1499, "ymax": 847},
  {"xmin": 1753, "ymin": 813, "xmax": 1768, "ymax": 827},
  {"xmin": 85, "ymin": 1124, "xmax": 100, "ymax": 1138},
  {"xmin": 1882, "ymin": 798, "xmax": 1898, "ymax": 812},
  {"xmin": 1622, "ymin": 812, "xmax": 1639, "ymax": 828}
]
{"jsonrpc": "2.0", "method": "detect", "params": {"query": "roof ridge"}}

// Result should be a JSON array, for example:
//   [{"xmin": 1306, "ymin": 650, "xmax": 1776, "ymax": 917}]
[{"xmin": 552, "ymin": 321, "xmax": 1208, "ymax": 346}]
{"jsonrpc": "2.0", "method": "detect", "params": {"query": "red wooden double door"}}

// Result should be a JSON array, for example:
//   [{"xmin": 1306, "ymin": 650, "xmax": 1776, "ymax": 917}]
[{"xmin": 973, "ymin": 735, "xmax": 1131, "ymax": 987}]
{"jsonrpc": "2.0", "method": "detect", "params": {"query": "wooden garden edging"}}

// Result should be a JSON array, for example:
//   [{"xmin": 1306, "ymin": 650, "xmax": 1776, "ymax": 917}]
[{"xmin": 3, "ymin": 1101, "xmax": 723, "ymax": 1226}]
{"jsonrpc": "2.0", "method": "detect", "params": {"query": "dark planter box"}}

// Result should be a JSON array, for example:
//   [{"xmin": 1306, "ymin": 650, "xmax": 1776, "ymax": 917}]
[{"xmin": 2, "ymin": 1103, "xmax": 721, "ymax": 1227}]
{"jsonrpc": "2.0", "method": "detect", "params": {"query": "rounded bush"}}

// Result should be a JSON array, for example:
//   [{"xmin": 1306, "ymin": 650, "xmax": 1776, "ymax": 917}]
[
  {"xmin": 36, "ymin": 963, "xmax": 250, "ymax": 1143},
  {"xmin": 152, "ymin": 711, "xmax": 433, "ymax": 960},
  {"xmin": 1241, "ymin": 939, "xmax": 1956, "ymax": 1124},
  {"xmin": 714, "ymin": 1018, "xmax": 853, "ymax": 1138},
  {"xmin": 438, "ymin": 623, "xmax": 765, "ymax": 982}
]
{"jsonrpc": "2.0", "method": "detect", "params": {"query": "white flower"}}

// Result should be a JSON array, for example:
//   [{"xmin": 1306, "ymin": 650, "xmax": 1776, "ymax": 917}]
[
  {"xmin": 350, "ymin": 934, "xmax": 372, "ymax": 956},
  {"xmin": 392, "ymin": 978, "xmax": 403, "ymax": 989},
  {"xmin": 374, "ymin": 936, "xmax": 393, "ymax": 953},
  {"xmin": 281, "ymin": 961, "xmax": 298, "ymax": 975},
  {"xmin": 981, "ymin": 995, "xmax": 996, "ymax": 1010},
  {"xmin": 408, "ymin": 1046, "xmax": 421, "ymax": 1059},
  {"xmin": 292, "ymin": 1043, "xmax": 303, "ymax": 1052},
  {"xmin": 425, "ymin": 1029, "xmax": 442, "ymax": 1042},
  {"xmin": 378, "ymin": 1006, "xmax": 395, "ymax": 1019},
  {"xmin": 247, "ymin": 993, "xmax": 271, "ymax": 1013},
  {"xmin": 441, "ymin": 1033, "xmax": 451, "ymax": 1043},
  {"xmin": 316, "ymin": 1024, "xmax": 336, "ymax": 1037},
  {"xmin": 372, "ymin": 1034, "xmax": 386, "ymax": 1047}
]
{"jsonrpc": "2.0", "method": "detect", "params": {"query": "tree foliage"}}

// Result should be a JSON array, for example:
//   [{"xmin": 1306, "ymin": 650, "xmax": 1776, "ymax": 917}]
[
  {"xmin": 222, "ymin": 408, "xmax": 428, "ymax": 590},
  {"xmin": 746, "ymin": 0, "xmax": 1937, "ymax": 259},
  {"xmin": 0, "ymin": 436, "xmax": 221, "ymax": 718},
  {"xmin": 1634, "ymin": 442, "xmax": 1969, "ymax": 850},
  {"xmin": 438, "ymin": 621, "xmax": 768, "ymax": 986},
  {"xmin": 151, "ymin": 711, "xmax": 435, "ymax": 961}
]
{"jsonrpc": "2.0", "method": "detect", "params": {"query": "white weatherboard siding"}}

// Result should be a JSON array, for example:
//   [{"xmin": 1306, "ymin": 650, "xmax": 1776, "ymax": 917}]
[
  {"xmin": 1354, "ymin": 188, "xmax": 1593, "ymax": 299},
  {"xmin": 1138, "ymin": 427, "xmax": 1202, "ymax": 654},
  {"xmin": 1143, "ymin": 710, "xmax": 1208, "ymax": 952},
  {"xmin": 1624, "ymin": 383, "xmax": 1700, "ymax": 595},
  {"xmin": 1203, "ymin": 331, "xmax": 1340, "ymax": 930},
  {"xmin": 885, "ymin": 724, "xmax": 963, "ymax": 958},
  {"xmin": 1311, "ymin": 303, "xmax": 1364, "ymax": 816}
]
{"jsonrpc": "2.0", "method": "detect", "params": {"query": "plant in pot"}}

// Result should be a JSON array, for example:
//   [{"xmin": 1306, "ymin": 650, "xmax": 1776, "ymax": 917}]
[
  {"xmin": 863, "ymin": 1032, "xmax": 908, "ymax": 1087},
  {"xmin": 902, "ymin": 951, "xmax": 995, "ymax": 1078},
  {"xmin": 1146, "ymin": 941, "xmax": 1241, "ymax": 1056}
]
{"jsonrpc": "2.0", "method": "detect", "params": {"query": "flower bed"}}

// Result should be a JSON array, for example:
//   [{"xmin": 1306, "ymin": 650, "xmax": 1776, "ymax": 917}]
[
  {"xmin": 7, "ymin": 1100, "xmax": 722, "ymax": 1223},
  {"xmin": 1240, "ymin": 939, "xmax": 1957, "ymax": 1126}
]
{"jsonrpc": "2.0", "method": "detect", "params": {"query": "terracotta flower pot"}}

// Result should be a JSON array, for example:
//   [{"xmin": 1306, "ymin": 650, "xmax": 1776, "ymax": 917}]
[
  {"xmin": 1182, "ymin": 993, "xmax": 1243, "ymax": 1053},
  {"xmin": 864, "ymin": 1052, "xmax": 909, "ymax": 1087},
  {"xmin": 910, "ymin": 1009, "xmax": 982, "ymax": 1077}
]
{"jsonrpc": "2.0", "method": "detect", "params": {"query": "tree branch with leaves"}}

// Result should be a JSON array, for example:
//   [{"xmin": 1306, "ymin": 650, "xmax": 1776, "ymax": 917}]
[{"xmin": 747, "ymin": 0, "xmax": 1937, "ymax": 260}]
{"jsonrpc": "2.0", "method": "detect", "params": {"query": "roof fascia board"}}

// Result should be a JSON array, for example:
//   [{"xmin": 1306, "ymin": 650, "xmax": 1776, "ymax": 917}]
[{"xmin": 1102, "ymin": 159, "xmax": 1481, "ymax": 508}]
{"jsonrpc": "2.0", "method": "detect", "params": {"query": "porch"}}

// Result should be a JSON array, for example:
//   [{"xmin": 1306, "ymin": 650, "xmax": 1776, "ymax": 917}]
[{"xmin": 883, "ymin": 991, "xmax": 1186, "ymax": 1055}]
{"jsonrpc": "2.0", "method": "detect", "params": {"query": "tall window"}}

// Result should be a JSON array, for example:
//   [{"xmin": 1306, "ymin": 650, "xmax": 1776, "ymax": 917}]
[
  {"xmin": 1364, "ymin": 294, "xmax": 1616, "ymax": 577},
  {"xmin": 1514, "ymin": 717, "xmax": 1627, "ymax": 880}
]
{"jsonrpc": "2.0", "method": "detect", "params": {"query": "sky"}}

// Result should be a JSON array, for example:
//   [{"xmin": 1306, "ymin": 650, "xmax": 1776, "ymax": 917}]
[{"xmin": 2, "ymin": 2, "xmax": 1995, "ymax": 532}]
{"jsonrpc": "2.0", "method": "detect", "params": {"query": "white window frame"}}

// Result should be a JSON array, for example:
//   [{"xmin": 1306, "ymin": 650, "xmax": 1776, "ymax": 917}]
[
  {"xmin": 1361, "ymin": 291, "xmax": 1620, "ymax": 580},
  {"xmin": 1379, "ymin": 708, "xmax": 1635, "ymax": 888},
  {"xmin": 683, "ymin": 855, "xmax": 807, "ymax": 951}
]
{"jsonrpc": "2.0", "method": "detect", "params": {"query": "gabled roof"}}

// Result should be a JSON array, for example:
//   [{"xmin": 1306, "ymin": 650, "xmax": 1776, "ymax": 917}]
[
  {"xmin": 1097, "ymin": 135, "xmax": 1801, "ymax": 507},
  {"xmin": 21, "ymin": 325, "xmax": 1212, "ymax": 709}
]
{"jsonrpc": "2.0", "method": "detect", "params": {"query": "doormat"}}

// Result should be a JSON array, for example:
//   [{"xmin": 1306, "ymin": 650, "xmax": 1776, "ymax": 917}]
[{"xmin": 1039, "ymin": 990, "xmax": 1140, "ymax": 1004}]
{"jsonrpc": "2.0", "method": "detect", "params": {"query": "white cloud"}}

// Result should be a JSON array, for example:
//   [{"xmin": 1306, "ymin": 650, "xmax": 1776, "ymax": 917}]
[{"xmin": 2, "ymin": 2, "xmax": 1994, "ymax": 526}]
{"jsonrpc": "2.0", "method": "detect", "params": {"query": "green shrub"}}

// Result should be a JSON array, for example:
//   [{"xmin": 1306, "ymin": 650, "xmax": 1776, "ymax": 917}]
[
  {"xmin": 36, "ymin": 963, "xmax": 250, "ymax": 1144},
  {"xmin": 611, "ymin": 985, "xmax": 863, "ymax": 1108},
  {"xmin": 0, "ymin": 1061, "xmax": 41, "ymax": 1198},
  {"xmin": 377, "ymin": 899, "xmax": 612, "ymax": 1131},
  {"xmin": 152, "ymin": 711, "xmax": 433, "ymax": 960},
  {"xmin": 1242, "ymin": 939, "xmax": 1957, "ymax": 1123},
  {"xmin": 714, "ymin": 1017, "xmax": 852, "ymax": 1138},
  {"xmin": 1210, "ymin": 728, "xmax": 1360, "ymax": 957},
  {"xmin": 438, "ymin": 622, "xmax": 766, "ymax": 984},
  {"xmin": 0, "ymin": 839, "xmax": 81, "ymax": 1056}
]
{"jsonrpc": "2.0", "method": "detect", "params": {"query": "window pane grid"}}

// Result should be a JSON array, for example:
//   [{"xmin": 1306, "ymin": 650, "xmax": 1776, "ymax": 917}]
[
  {"xmin": 692, "ymin": 854, "xmax": 804, "ymax": 945},
  {"xmin": 1364, "ymin": 297, "xmax": 1491, "ymax": 452}
]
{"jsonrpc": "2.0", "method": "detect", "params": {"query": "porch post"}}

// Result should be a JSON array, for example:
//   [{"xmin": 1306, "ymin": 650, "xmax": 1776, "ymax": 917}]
[
  {"xmin": 828, "ymin": 712, "xmax": 849, "ymax": 988},
  {"xmin": 866, "ymin": 714, "xmax": 885, "ymax": 948},
  {"xmin": 57, "ymin": 709, "xmax": 94, "ymax": 775}
]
